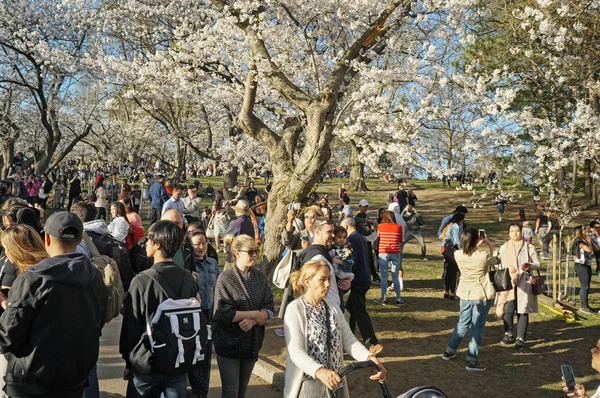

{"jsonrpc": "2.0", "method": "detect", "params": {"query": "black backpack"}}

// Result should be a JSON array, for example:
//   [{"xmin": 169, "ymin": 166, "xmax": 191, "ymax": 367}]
[
  {"xmin": 145, "ymin": 268, "xmax": 207, "ymax": 375},
  {"xmin": 87, "ymin": 232, "xmax": 134, "ymax": 291}
]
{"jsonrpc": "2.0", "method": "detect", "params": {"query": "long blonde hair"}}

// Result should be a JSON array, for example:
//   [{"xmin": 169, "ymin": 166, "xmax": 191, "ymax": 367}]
[
  {"xmin": 289, "ymin": 259, "xmax": 330, "ymax": 297},
  {"xmin": 1, "ymin": 224, "xmax": 48, "ymax": 274}
]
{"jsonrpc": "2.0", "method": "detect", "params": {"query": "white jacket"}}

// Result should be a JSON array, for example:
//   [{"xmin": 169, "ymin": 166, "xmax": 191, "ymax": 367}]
[{"xmin": 283, "ymin": 298, "xmax": 371, "ymax": 398}]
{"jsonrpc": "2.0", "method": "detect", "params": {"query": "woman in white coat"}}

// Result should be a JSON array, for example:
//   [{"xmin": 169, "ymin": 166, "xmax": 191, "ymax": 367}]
[
  {"xmin": 496, "ymin": 223, "xmax": 540, "ymax": 350},
  {"xmin": 283, "ymin": 260, "xmax": 386, "ymax": 398}
]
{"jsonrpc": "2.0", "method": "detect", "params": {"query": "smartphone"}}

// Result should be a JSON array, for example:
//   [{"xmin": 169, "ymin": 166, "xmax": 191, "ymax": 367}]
[
  {"xmin": 561, "ymin": 364, "xmax": 576, "ymax": 393},
  {"xmin": 479, "ymin": 229, "xmax": 486, "ymax": 239}
]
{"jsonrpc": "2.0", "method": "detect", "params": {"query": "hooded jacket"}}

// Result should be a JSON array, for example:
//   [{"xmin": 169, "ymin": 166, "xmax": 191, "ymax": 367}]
[{"xmin": 0, "ymin": 252, "xmax": 108, "ymax": 396}]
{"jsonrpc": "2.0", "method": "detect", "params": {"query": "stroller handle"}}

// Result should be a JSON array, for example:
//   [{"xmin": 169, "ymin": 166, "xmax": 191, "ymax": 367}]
[{"xmin": 326, "ymin": 361, "xmax": 393, "ymax": 398}]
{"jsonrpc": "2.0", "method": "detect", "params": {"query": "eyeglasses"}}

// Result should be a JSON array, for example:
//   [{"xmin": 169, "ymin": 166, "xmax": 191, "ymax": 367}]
[
  {"xmin": 239, "ymin": 249, "xmax": 258, "ymax": 256},
  {"xmin": 304, "ymin": 214, "xmax": 316, "ymax": 219}
]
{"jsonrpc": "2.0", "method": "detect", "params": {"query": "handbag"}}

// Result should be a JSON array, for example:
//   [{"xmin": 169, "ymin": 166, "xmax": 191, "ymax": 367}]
[
  {"xmin": 530, "ymin": 269, "xmax": 544, "ymax": 295},
  {"xmin": 489, "ymin": 266, "xmax": 513, "ymax": 292},
  {"xmin": 272, "ymin": 248, "xmax": 294, "ymax": 289},
  {"xmin": 205, "ymin": 215, "xmax": 215, "ymax": 239}
]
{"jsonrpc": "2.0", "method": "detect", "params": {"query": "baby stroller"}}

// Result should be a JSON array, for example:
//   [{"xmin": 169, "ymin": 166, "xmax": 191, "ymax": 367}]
[{"xmin": 327, "ymin": 361, "xmax": 448, "ymax": 398}]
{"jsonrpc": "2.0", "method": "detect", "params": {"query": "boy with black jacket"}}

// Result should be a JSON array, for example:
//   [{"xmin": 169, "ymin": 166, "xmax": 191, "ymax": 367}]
[
  {"xmin": 120, "ymin": 220, "xmax": 198, "ymax": 396},
  {"xmin": 0, "ymin": 212, "xmax": 108, "ymax": 398}
]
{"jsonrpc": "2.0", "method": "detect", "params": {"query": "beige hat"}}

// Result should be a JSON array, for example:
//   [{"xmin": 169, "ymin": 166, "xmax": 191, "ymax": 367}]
[{"xmin": 232, "ymin": 199, "xmax": 251, "ymax": 216}]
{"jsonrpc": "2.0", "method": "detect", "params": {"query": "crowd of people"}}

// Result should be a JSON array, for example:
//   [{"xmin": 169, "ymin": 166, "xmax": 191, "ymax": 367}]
[{"xmin": 0, "ymin": 166, "xmax": 599, "ymax": 397}]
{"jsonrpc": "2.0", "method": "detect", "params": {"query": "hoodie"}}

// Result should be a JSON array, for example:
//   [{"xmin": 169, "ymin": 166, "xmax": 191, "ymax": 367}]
[
  {"xmin": 0, "ymin": 253, "xmax": 108, "ymax": 396},
  {"xmin": 387, "ymin": 202, "xmax": 407, "ymax": 230}
]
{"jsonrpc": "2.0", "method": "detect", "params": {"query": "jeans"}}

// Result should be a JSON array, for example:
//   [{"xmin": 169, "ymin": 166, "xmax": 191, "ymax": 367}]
[
  {"xmin": 446, "ymin": 299, "xmax": 493, "ymax": 362},
  {"xmin": 346, "ymin": 283, "xmax": 378, "ymax": 345},
  {"xmin": 402, "ymin": 230, "xmax": 426, "ymax": 258},
  {"xmin": 575, "ymin": 262, "xmax": 592, "ymax": 309},
  {"xmin": 150, "ymin": 207, "xmax": 161, "ymax": 226},
  {"xmin": 338, "ymin": 288, "xmax": 348, "ymax": 312},
  {"xmin": 378, "ymin": 253, "xmax": 401, "ymax": 299},
  {"xmin": 216, "ymin": 355, "xmax": 256, "ymax": 398},
  {"xmin": 126, "ymin": 371, "xmax": 187, "ymax": 398},
  {"xmin": 82, "ymin": 363, "xmax": 99, "ymax": 398},
  {"xmin": 502, "ymin": 298, "xmax": 528, "ymax": 340},
  {"xmin": 542, "ymin": 230, "xmax": 559, "ymax": 257}
]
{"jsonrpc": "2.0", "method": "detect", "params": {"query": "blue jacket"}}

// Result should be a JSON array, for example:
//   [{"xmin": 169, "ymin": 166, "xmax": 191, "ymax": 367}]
[
  {"xmin": 148, "ymin": 181, "xmax": 169, "ymax": 209},
  {"xmin": 194, "ymin": 256, "xmax": 219, "ymax": 311}
]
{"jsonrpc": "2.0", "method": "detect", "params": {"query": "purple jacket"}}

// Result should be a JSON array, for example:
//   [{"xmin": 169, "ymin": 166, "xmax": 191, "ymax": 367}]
[{"xmin": 225, "ymin": 215, "xmax": 255, "ymax": 237}]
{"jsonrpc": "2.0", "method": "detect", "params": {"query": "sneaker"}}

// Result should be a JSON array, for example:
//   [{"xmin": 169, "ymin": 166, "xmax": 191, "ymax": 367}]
[
  {"xmin": 450, "ymin": 295, "xmax": 460, "ymax": 300},
  {"xmin": 465, "ymin": 361, "xmax": 486, "ymax": 371},
  {"xmin": 395, "ymin": 299, "xmax": 406, "ymax": 307},
  {"xmin": 421, "ymin": 257, "xmax": 428, "ymax": 261},
  {"xmin": 369, "ymin": 343, "xmax": 383, "ymax": 355},
  {"xmin": 580, "ymin": 307, "xmax": 595, "ymax": 315},
  {"xmin": 514, "ymin": 338, "xmax": 525, "ymax": 350},
  {"xmin": 274, "ymin": 328, "xmax": 285, "ymax": 337},
  {"xmin": 442, "ymin": 351, "xmax": 456, "ymax": 361},
  {"xmin": 372, "ymin": 276, "xmax": 381, "ymax": 284},
  {"xmin": 443, "ymin": 293, "xmax": 452, "ymax": 299},
  {"xmin": 373, "ymin": 298, "xmax": 386, "ymax": 306},
  {"xmin": 501, "ymin": 333, "xmax": 515, "ymax": 345}
]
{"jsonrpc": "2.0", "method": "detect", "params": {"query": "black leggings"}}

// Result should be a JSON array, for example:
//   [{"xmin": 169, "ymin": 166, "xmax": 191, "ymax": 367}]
[
  {"xmin": 575, "ymin": 262, "xmax": 592, "ymax": 309},
  {"xmin": 95, "ymin": 207, "xmax": 106, "ymax": 220},
  {"xmin": 444, "ymin": 259, "xmax": 458, "ymax": 293},
  {"xmin": 503, "ymin": 297, "xmax": 529, "ymax": 340}
]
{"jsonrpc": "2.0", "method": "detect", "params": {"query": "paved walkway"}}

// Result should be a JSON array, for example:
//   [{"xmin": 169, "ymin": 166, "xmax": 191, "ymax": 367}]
[{"xmin": 97, "ymin": 316, "xmax": 280, "ymax": 397}]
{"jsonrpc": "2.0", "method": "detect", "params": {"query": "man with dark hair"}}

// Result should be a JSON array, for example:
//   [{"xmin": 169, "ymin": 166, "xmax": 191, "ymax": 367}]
[
  {"xmin": 148, "ymin": 175, "xmax": 169, "ymax": 226},
  {"xmin": 0, "ymin": 212, "xmax": 108, "ymax": 398},
  {"xmin": 342, "ymin": 217, "xmax": 383, "ymax": 355},
  {"xmin": 161, "ymin": 184, "xmax": 185, "ymax": 218},
  {"xmin": 120, "ymin": 220, "xmax": 198, "ymax": 397}
]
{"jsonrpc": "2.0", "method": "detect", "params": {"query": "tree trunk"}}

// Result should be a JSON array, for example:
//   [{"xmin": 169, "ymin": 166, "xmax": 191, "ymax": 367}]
[
  {"xmin": 566, "ymin": 159, "xmax": 577, "ymax": 210},
  {"xmin": 584, "ymin": 158, "xmax": 593, "ymax": 201},
  {"xmin": 174, "ymin": 139, "xmax": 187, "ymax": 181},
  {"xmin": 595, "ymin": 158, "xmax": 600, "ymax": 206},
  {"xmin": 349, "ymin": 139, "xmax": 369, "ymax": 192},
  {"xmin": 0, "ymin": 139, "xmax": 14, "ymax": 178},
  {"xmin": 557, "ymin": 166, "xmax": 566, "ymax": 193},
  {"xmin": 222, "ymin": 167, "xmax": 238, "ymax": 201}
]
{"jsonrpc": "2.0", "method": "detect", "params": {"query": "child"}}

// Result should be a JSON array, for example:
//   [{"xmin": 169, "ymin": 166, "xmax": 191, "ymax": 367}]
[
  {"xmin": 522, "ymin": 220, "xmax": 534, "ymax": 244},
  {"xmin": 132, "ymin": 184, "xmax": 142, "ymax": 212},
  {"xmin": 201, "ymin": 206, "xmax": 210, "ymax": 229},
  {"xmin": 329, "ymin": 226, "xmax": 355, "ymax": 281}
]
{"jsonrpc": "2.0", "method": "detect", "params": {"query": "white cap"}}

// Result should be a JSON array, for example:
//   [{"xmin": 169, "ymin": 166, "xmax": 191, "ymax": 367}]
[{"xmin": 359, "ymin": 199, "xmax": 369, "ymax": 207}]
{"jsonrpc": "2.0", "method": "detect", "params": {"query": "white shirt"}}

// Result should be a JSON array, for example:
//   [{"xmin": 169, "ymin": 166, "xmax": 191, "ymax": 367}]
[{"xmin": 309, "ymin": 254, "xmax": 340, "ymax": 306}]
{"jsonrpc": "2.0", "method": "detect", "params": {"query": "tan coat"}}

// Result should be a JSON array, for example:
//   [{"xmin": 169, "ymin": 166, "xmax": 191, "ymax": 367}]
[
  {"xmin": 455, "ymin": 250, "xmax": 497, "ymax": 301},
  {"xmin": 498, "ymin": 241, "xmax": 540, "ymax": 314}
]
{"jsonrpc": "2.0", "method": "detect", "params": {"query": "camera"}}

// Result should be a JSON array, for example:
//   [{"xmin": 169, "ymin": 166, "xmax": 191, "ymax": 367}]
[{"xmin": 287, "ymin": 202, "xmax": 301, "ymax": 211}]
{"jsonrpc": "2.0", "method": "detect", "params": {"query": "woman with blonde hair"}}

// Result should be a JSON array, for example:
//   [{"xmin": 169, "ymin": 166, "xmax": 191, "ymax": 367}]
[
  {"xmin": 212, "ymin": 234, "xmax": 274, "ymax": 398},
  {"xmin": 284, "ymin": 260, "xmax": 386, "ymax": 397},
  {"xmin": 1, "ymin": 224, "xmax": 47, "ymax": 276}
]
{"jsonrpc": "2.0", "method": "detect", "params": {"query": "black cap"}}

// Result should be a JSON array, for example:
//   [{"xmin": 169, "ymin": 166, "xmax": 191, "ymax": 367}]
[
  {"xmin": 43, "ymin": 212, "xmax": 83, "ymax": 240},
  {"xmin": 455, "ymin": 205, "xmax": 469, "ymax": 214}
]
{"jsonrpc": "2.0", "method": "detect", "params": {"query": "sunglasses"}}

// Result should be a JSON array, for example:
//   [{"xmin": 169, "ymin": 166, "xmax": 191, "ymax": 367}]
[
  {"xmin": 304, "ymin": 214, "xmax": 316, "ymax": 219},
  {"xmin": 239, "ymin": 249, "xmax": 258, "ymax": 256}
]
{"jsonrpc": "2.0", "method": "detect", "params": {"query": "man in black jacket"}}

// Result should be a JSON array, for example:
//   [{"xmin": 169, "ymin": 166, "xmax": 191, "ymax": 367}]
[
  {"xmin": 120, "ymin": 220, "xmax": 198, "ymax": 397},
  {"xmin": 0, "ymin": 212, "xmax": 108, "ymax": 398}
]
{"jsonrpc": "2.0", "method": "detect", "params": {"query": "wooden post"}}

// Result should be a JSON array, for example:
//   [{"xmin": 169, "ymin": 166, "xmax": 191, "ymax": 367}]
[{"xmin": 553, "ymin": 234, "xmax": 558, "ymax": 302}]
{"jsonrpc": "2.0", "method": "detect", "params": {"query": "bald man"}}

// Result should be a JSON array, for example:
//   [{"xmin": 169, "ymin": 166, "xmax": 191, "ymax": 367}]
[{"xmin": 161, "ymin": 209, "xmax": 193, "ymax": 271}]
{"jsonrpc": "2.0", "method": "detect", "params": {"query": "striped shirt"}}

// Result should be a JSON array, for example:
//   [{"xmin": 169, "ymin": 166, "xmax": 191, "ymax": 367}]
[{"xmin": 377, "ymin": 222, "xmax": 403, "ymax": 254}]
